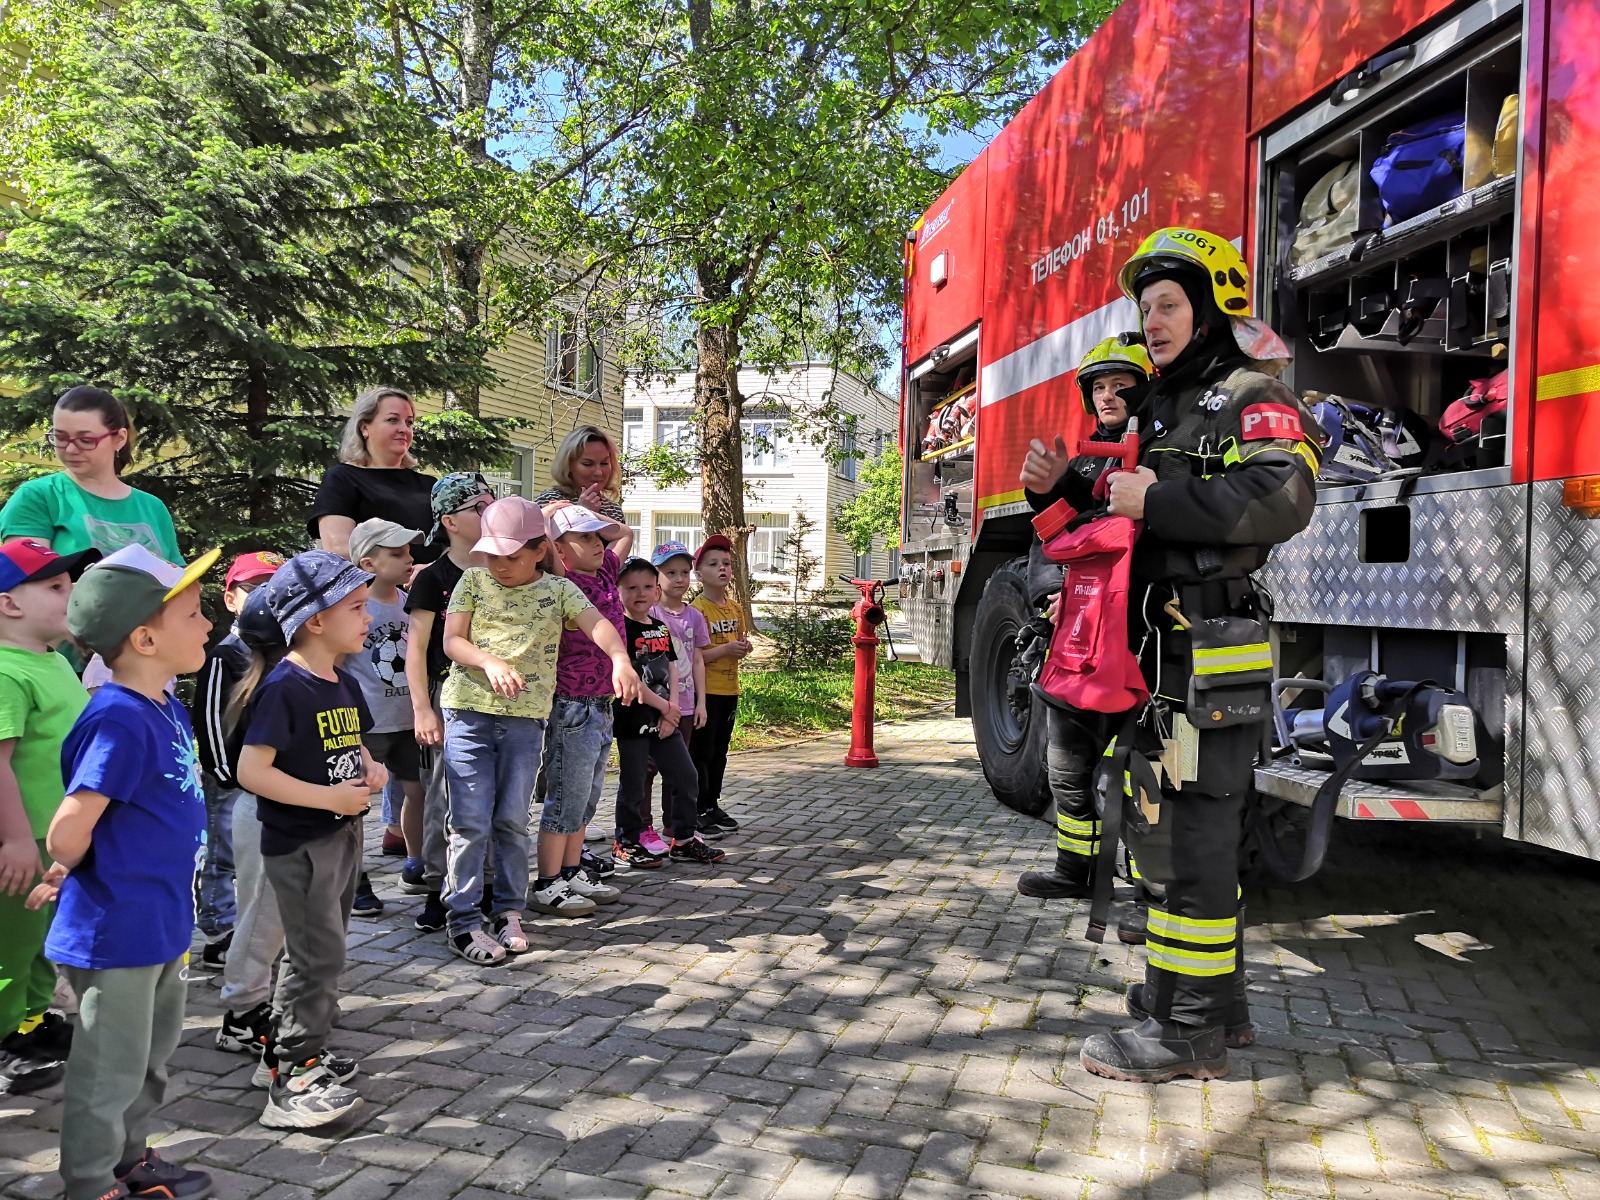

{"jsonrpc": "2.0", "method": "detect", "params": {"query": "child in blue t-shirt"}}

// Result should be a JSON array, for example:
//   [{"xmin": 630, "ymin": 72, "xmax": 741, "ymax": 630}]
[{"xmin": 30, "ymin": 545, "xmax": 219, "ymax": 1200}]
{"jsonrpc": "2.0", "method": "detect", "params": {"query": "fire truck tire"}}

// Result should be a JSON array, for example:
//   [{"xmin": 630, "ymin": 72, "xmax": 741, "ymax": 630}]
[
  {"xmin": 970, "ymin": 558, "xmax": 1053, "ymax": 820},
  {"xmin": 1240, "ymin": 790, "xmax": 1307, "ymax": 886}
]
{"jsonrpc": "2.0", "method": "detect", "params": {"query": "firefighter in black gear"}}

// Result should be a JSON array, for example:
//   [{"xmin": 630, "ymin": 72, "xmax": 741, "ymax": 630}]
[
  {"xmin": 1017, "ymin": 338, "xmax": 1156, "ymax": 946},
  {"xmin": 1076, "ymin": 228, "xmax": 1320, "ymax": 1083}
]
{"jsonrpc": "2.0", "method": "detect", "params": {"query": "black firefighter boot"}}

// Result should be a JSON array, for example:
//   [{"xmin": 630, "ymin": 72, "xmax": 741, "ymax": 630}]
[
  {"xmin": 1117, "ymin": 891, "xmax": 1149, "ymax": 945},
  {"xmin": 1124, "ymin": 976, "xmax": 1255, "ymax": 1048},
  {"xmin": 1017, "ymin": 849, "xmax": 1093, "ymax": 899},
  {"xmin": 1080, "ymin": 1017, "xmax": 1230, "ymax": 1083}
]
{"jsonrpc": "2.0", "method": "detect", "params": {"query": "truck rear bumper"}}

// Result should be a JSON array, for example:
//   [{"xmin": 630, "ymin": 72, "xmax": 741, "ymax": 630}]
[{"xmin": 1255, "ymin": 763, "xmax": 1503, "ymax": 824}]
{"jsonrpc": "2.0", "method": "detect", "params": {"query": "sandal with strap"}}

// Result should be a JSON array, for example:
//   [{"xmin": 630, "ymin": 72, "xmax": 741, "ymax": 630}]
[
  {"xmin": 493, "ymin": 912, "xmax": 528, "ymax": 953},
  {"xmin": 451, "ymin": 928, "xmax": 507, "ymax": 964}
]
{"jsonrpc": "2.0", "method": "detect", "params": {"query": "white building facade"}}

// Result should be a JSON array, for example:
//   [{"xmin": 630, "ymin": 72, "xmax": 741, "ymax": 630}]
[{"xmin": 621, "ymin": 365, "xmax": 899, "ymax": 598}]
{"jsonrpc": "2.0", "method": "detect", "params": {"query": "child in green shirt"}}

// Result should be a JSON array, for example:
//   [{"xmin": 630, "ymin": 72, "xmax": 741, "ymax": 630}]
[{"xmin": 0, "ymin": 538, "xmax": 96, "ymax": 1095}]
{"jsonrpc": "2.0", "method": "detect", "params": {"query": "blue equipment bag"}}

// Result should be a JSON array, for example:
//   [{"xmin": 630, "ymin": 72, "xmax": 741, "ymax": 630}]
[{"xmin": 1370, "ymin": 113, "xmax": 1466, "ymax": 223}]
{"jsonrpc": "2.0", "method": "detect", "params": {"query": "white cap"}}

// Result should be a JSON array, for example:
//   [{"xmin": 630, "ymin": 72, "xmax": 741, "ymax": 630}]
[{"xmin": 546, "ymin": 504, "xmax": 624, "ymax": 542}]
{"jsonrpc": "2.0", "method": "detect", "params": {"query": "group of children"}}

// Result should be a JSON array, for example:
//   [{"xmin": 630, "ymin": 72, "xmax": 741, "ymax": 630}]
[{"xmin": 0, "ymin": 465, "xmax": 755, "ymax": 1198}]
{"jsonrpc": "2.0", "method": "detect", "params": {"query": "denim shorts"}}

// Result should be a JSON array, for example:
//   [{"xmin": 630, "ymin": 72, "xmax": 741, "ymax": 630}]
[{"xmin": 540, "ymin": 695, "xmax": 614, "ymax": 834}]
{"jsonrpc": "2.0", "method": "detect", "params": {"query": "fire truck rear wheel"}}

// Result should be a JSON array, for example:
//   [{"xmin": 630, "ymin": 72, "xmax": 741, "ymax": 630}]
[{"xmin": 970, "ymin": 558, "xmax": 1053, "ymax": 820}]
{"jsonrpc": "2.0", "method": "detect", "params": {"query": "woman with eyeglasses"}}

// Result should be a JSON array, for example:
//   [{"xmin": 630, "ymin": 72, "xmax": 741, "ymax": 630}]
[
  {"xmin": 0, "ymin": 386, "xmax": 181, "ymax": 565},
  {"xmin": 308, "ymin": 387, "xmax": 441, "ymax": 565}
]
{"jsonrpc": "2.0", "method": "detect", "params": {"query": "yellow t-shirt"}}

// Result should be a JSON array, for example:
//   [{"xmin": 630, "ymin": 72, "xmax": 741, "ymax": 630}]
[
  {"xmin": 441, "ymin": 569, "xmax": 593, "ymax": 718},
  {"xmin": 692, "ymin": 593, "xmax": 745, "ymax": 696}
]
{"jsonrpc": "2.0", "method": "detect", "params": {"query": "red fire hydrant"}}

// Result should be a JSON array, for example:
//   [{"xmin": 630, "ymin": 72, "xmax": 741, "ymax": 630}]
[{"xmin": 843, "ymin": 576, "xmax": 890, "ymax": 768}]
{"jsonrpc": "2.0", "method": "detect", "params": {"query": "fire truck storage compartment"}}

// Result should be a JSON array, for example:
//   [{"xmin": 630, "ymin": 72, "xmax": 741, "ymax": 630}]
[
  {"xmin": 1273, "ymin": 622, "xmax": 1508, "ymax": 792},
  {"xmin": 1266, "ymin": 8, "xmax": 1522, "ymax": 482},
  {"xmin": 906, "ymin": 328, "xmax": 978, "ymax": 544}
]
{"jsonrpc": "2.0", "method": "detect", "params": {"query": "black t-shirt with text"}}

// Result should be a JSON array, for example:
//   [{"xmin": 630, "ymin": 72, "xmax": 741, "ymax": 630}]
[
  {"xmin": 613, "ymin": 615, "xmax": 674, "ymax": 738},
  {"xmin": 405, "ymin": 553, "xmax": 465, "ymax": 683},
  {"xmin": 307, "ymin": 463, "xmax": 441, "ymax": 563},
  {"xmin": 241, "ymin": 659, "xmax": 374, "ymax": 855}
]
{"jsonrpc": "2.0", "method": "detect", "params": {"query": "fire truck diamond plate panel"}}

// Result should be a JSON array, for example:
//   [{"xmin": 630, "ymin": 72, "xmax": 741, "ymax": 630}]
[
  {"xmin": 1520, "ymin": 481, "xmax": 1600, "ymax": 861},
  {"xmin": 1255, "ymin": 485, "xmax": 1526, "ymax": 634}
]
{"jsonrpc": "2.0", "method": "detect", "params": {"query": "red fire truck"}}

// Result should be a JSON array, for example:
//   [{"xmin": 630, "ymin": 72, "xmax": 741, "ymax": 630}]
[{"xmin": 897, "ymin": 0, "xmax": 1600, "ymax": 860}]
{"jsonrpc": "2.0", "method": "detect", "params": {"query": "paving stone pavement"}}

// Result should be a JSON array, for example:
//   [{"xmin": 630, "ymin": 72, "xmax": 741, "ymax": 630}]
[{"xmin": 5, "ymin": 713, "xmax": 1600, "ymax": 1200}]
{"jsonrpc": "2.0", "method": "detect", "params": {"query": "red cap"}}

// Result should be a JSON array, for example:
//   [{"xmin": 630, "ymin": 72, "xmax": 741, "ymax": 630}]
[
  {"xmin": 224, "ymin": 551, "xmax": 286, "ymax": 589},
  {"xmin": 0, "ymin": 538, "xmax": 101, "ymax": 593},
  {"xmin": 694, "ymin": 534, "xmax": 733, "ymax": 567}
]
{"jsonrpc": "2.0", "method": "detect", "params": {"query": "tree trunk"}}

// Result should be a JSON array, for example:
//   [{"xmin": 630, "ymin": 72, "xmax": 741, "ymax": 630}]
[
  {"xmin": 246, "ymin": 353, "xmax": 271, "ymax": 527},
  {"xmin": 447, "ymin": 232, "xmax": 484, "ymax": 414},
  {"xmin": 694, "ymin": 265, "xmax": 753, "ymax": 619}
]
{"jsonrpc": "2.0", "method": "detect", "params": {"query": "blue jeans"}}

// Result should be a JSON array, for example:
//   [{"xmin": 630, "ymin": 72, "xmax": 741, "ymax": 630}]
[
  {"xmin": 196, "ymin": 774, "xmax": 239, "ymax": 938},
  {"xmin": 541, "ymin": 696, "xmax": 613, "ymax": 835},
  {"xmin": 442, "ymin": 708, "xmax": 542, "ymax": 937}
]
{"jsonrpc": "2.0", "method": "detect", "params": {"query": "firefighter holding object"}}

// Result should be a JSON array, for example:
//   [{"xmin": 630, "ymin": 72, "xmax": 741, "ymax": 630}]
[
  {"xmin": 1080, "ymin": 228, "xmax": 1320, "ymax": 1083},
  {"xmin": 1017, "ymin": 338, "xmax": 1159, "ymax": 944}
]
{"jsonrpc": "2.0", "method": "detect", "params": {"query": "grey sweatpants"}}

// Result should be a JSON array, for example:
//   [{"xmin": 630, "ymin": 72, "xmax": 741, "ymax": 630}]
[
  {"xmin": 59, "ymin": 957, "xmax": 187, "ymax": 1200},
  {"xmin": 219, "ymin": 791, "xmax": 283, "ymax": 1012},
  {"xmin": 261, "ymin": 819, "xmax": 360, "ymax": 1064}
]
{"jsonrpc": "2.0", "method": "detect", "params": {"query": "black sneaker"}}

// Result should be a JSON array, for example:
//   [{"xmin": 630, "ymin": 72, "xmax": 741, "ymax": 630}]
[
  {"xmin": 200, "ymin": 930, "xmax": 233, "ymax": 968},
  {"xmin": 352, "ymin": 871, "xmax": 384, "ymax": 918},
  {"xmin": 115, "ymin": 1148, "xmax": 213, "ymax": 1198},
  {"xmin": 669, "ymin": 835, "xmax": 727, "ymax": 865},
  {"xmin": 2, "ymin": 1010, "xmax": 73, "ymax": 1061},
  {"xmin": 259, "ymin": 1057, "xmax": 363, "ymax": 1128},
  {"xmin": 579, "ymin": 847, "xmax": 615, "ymax": 878},
  {"xmin": 613, "ymin": 837, "xmax": 666, "ymax": 870},
  {"xmin": 216, "ymin": 1001, "xmax": 272, "ymax": 1054},
  {"xmin": 704, "ymin": 806, "xmax": 738, "ymax": 834},
  {"xmin": 414, "ymin": 892, "xmax": 447, "ymax": 932},
  {"xmin": 399, "ymin": 859, "xmax": 430, "ymax": 894},
  {"xmin": 0, "ymin": 1045, "xmax": 64, "ymax": 1095}
]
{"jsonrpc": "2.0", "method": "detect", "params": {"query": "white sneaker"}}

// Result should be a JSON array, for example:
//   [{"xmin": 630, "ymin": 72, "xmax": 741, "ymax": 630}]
[
  {"xmin": 528, "ymin": 878, "xmax": 597, "ymax": 917},
  {"xmin": 567, "ymin": 867, "xmax": 622, "ymax": 905},
  {"xmin": 582, "ymin": 824, "xmax": 609, "ymax": 843}
]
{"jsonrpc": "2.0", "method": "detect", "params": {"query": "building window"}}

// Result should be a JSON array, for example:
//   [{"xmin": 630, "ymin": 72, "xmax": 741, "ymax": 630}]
[
  {"xmin": 749, "ymin": 513, "xmax": 791, "ymax": 575},
  {"xmin": 622, "ymin": 408, "xmax": 647, "ymax": 455},
  {"xmin": 654, "ymin": 512, "xmax": 703, "ymax": 552},
  {"xmin": 656, "ymin": 408, "xmax": 699, "ymax": 464},
  {"xmin": 855, "ymin": 551, "xmax": 872, "ymax": 581},
  {"xmin": 545, "ymin": 311, "xmax": 602, "ymax": 396},
  {"xmin": 486, "ymin": 447, "xmax": 531, "ymax": 496},
  {"xmin": 624, "ymin": 511, "xmax": 643, "ymax": 550},
  {"xmin": 741, "ymin": 411, "xmax": 791, "ymax": 471},
  {"xmin": 836, "ymin": 426, "xmax": 858, "ymax": 481}
]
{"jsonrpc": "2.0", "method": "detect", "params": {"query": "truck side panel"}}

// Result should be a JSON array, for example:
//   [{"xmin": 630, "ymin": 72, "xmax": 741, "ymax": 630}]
[
  {"xmin": 903, "ymin": 156, "xmax": 989, "ymax": 368},
  {"xmin": 1251, "ymin": 0, "xmax": 1458, "ymax": 130},
  {"xmin": 1519, "ymin": 0, "xmax": 1600, "ymax": 861},
  {"xmin": 973, "ymin": 0, "xmax": 1250, "ymax": 519}
]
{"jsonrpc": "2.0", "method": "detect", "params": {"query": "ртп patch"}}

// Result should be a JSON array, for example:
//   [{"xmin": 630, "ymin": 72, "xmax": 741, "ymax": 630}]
[{"xmin": 1240, "ymin": 403, "xmax": 1304, "ymax": 441}]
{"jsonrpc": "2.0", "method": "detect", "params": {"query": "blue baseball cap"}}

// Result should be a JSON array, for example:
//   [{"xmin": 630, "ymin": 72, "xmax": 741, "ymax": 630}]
[
  {"xmin": 0, "ymin": 538, "xmax": 100, "ymax": 594},
  {"xmin": 260, "ymin": 549, "xmax": 372, "ymax": 642},
  {"xmin": 651, "ymin": 541, "xmax": 693, "ymax": 568}
]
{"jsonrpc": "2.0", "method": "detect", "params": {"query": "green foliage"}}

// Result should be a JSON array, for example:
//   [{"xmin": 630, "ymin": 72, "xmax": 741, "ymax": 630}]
[
  {"xmin": 765, "ymin": 507, "xmax": 852, "ymax": 669},
  {"xmin": 622, "ymin": 440, "xmax": 698, "ymax": 490},
  {"xmin": 731, "ymin": 659, "xmax": 954, "ymax": 751},
  {"xmin": 0, "ymin": 0, "xmax": 502, "ymax": 554},
  {"xmin": 835, "ymin": 445, "xmax": 905, "ymax": 556}
]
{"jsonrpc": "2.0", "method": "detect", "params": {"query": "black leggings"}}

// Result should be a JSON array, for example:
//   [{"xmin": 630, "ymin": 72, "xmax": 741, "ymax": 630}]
[
  {"xmin": 690, "ymin": 693, "xmax": 738, "ymax": 813},
  {"xmin": 617, "ymin": 732, "xmax": 698, "ymax": 841}
]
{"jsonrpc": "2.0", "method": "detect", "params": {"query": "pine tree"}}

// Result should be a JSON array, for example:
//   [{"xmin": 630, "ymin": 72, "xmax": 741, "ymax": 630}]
[{"xmin": 0, "ymin": 0, "xmax": 505, "ymax": 552}]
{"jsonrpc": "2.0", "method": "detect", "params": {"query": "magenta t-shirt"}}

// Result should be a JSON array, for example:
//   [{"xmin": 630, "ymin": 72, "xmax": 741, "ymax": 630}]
[
  {"xmin": 555, "ymin": 549, "xmax": 626, "ymax": 698},
  {"xmin": 651, "ymin": 601, "xmax": 711, "ymax": 715}
]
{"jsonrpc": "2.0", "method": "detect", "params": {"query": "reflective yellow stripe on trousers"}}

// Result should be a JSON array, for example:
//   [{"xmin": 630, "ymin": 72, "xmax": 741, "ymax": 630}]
[
  {"xmin": 1146, "ymin": 909, "xmax": 1237, "ymax": 977},
  {"xmin": 1057, "ymin": 812, "xmax": 1099, "ymax": 857}
]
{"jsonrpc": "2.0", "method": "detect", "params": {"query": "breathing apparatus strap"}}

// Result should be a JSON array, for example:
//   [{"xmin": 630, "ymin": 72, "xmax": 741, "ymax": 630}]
[{"xmin": 1252, "ymin": 680, "xmax": 1430, "ymax": 883}]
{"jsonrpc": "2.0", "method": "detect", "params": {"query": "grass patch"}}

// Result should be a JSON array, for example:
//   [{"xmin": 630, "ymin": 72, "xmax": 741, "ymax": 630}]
[{"xmin": 730, "ymin": 658, "xmax": 955, "ymax": 751}]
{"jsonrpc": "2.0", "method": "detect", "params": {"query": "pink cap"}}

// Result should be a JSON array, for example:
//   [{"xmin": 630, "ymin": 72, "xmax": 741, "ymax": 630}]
[{"xmin": 472, "ymin": 496, "xmax": 546, "ymax": 556}]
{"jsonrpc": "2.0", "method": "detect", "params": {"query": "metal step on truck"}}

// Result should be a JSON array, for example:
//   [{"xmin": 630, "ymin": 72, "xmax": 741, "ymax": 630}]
[{"xmin": 896, "ymin": 0, "xmax": 1600, "ymax": 861}]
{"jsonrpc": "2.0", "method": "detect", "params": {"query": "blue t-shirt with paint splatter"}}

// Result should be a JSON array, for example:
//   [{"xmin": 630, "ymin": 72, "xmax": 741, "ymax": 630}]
[{"xmin": 46, "ymin": 683, "xmax": 206, "ymax": 969}]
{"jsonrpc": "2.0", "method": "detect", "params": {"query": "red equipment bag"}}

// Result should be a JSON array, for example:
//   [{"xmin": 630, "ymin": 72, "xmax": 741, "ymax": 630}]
[
  {"xmin": 1439, "ymin": 370, "xmax": 1508, "ymax": 443},
  {"xmin": 1031, "ymin": 500, "xmax": 1149, "ymax": 714}
]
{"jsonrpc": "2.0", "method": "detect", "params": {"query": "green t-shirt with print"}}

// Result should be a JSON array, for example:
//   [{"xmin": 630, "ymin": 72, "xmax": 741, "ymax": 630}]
[
  {"xmin": 0, "ymin": 645, "xmax": 91, "ymax": 837},
  {"xmin": 441, "ymin": 569, "xmax": 594, "ymax": 719},
  {"xmin": 0, "ymin": 473, "xmax": 181, "ymax": 563}
]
